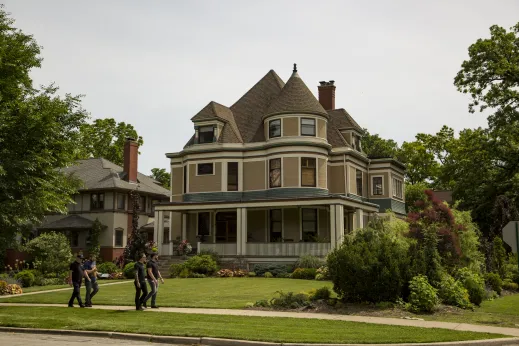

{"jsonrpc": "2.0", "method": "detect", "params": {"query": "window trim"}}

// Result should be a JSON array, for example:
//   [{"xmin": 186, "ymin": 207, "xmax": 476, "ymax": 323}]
[
  {"xmin": 198, "ymin": 125, "xmax": 215, "ymax": 144},
  {"xmin": 356, "ymin": 169, "xmax": 363, "ymax": 196},
  {"xmin": 392, "ymin": 177, "xmax": 403, "ymax": 199},
  {"xmin": 300, "ymin": 157, "xmax": 317, "ymax": 187},
  {"xmin": 371, "ymin": 175, "xmax": 384, "ymax": 196},
  {"xmin": 300, "ymin": 118, "xmax": 316, "ymax": 137},
  {"xmin": 301, "ymin": 208, "xmax": 318, "ymax": 242},
  {"xmin": 269, "ymin": 158, "xmax": 282, "ymax": 188},
  {"xmin": 196, "ymin": 162, "xmax": 215, "ymax": 176},
  {"xmin": 90, "ymin": 192, "xmax": 105, "ymax": 210},
  {"xmin": 268, "ymin": 119, "xmax": 282, "ymax": 139},
  {"xmin": 115, "ymin": 228, "xmax": 124, "ymax": 247},
  {"xmin": 196, "ymin": 212, "xmax": 211, "ymax": 237}
]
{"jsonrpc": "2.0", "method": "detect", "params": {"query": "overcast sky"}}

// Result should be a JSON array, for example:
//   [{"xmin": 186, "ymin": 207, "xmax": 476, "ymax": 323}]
[{"xmin": 4, "ymin": 1, "xmax": 519, "ymax": 174}]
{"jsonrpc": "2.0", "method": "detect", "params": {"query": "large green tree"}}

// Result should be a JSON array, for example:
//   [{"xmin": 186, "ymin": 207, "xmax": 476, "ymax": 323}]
[
  {"xmin": 76, "ymin": 118, "xmax": 143, "ymax": 166},
  {"xmin": 0, "ymin": 5, "xmax": 87, "ymax": 264},
  {"xmin": 150, "ymin": 168, "xmax": 170, "ymax": 189},
  {"xmin": 361, "ymin": 129, "xmax": 399, "ymax": 159}
]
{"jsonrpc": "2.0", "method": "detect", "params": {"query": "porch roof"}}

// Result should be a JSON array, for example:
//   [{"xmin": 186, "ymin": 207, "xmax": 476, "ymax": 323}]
[
  {"xmin": 38, "ymin": 215, "xmax": 95, "ymax": 230},
  {"xmin": 154, "ymin": 195, "xmax": 379, "ymax": 212}
]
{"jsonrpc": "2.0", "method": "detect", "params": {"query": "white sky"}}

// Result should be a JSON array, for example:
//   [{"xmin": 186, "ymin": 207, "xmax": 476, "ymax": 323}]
[{"xmin": 4, "ymin": 0, "xmax": 519, "ymax": 174}]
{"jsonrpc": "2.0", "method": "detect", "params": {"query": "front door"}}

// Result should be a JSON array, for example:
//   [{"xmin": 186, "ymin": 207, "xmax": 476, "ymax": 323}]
[{"xmin": 215, "ymin": 212, "xmax": 237, "ymax": 243}]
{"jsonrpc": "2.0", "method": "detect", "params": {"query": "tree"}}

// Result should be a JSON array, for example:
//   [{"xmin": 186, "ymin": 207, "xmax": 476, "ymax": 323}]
[
  {"xmin": 76, "ymin": 118, "xmax": 143, "ymax": 166},
  {"xmin": 454, "ymin": 23, "xmax": 519, "ymax": 129},
  {"xmin": 24, "ymin": 232, "xmax": 73, "ymax": 275},
  {"xmin": 88, "ymin": 219, "xmax": 106, "ymax": 259},
  {"xmin": 397, "ymin": 141, "xmax": 439, "ymax": 185},
  {"xmin": 0, "ymin": 6, "xmax": 87, "ymax": 267},
  {"xmin": 361, "ymin": 129, "xmax": 399, "ymax": 159},
  {"xmin": 150, "ymin": 168, "xmax": 170, "ymax": 189},
  {"xmin": 123, "ymin": 190, "xmax": 147, "ymax": 263}
]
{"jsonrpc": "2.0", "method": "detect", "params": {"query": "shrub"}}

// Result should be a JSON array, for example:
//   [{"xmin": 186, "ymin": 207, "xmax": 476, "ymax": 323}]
[
  {"xmin": 503, "ymin": 253, "xmax": 519, "ymax": 283},
  {"xmin": 198, "ymin": 249, "xmax": 220, "ymax": 265},
  {"xmin": 438, "ymin": 274, "xmax": 472, "ymax": 309},
  {"xmin": 97, "ymin": 262, "xmax": 118, "ymax": 274},
  {"xmin": 216, "ymin": 269, "xmax": 234, "ymax": 277},
  {"xmin": 0, "ymin": 280, "xmax": 7, "ymax": 295},
  {"xmin": 294, "ymin": 255, "xmax": 323, "ymax": 269},
  {"xmin": 485, "ymin": 272, "xmax": 503, "ymax": 295},
  {"xmin": 253, "ymin": 299, "xmax": 269, "ymax": 307},
  {"xmin": 183, "ymin": 255, "xmax": 217, "ymax": 275},
  {"xmin": 253, "ymin": 263, "xmax": 291, "ymax": 277},
  {"xmin": 264, "ymin": 272, "xmax": 273, "ymax": 278},
  {"xmin": 315, "ymin": 266, "xmax": 330, "ymax": 281},
  {"xmin": 456, "ymin": 268, "xmax": 486, "ymax": 306},
  {"xmin": 248, "ymin": 271, "xmax": 256, "ymax": 277},
  {"xmin": 24, "ymin": 232, "xmax": 73, "ymax": 275},
  {"xmin": 14, "ymin": 270, "xmax": 35, "ymax": 287},
  {"xmin": 123, "ymin": 262, "xmax": 136, "ymax": 279},
  {"xmin": 233, "ymin": 269, "xmax": 248, "ymax": 277},
  {"xmin": 328, "ymin": 225, "xmax": 411, "ymax": 303},
  {"xmin": 276, "ymin": 272, "xmax": 291, "ymax": 278},
  {"xmin": 291, "ymin": 268, "xmax": 317, "ymax": 280},
  {"xmin": 189, "ymin": 273, "xmax": 206, "ymax": 278},
  {"xmin": 269, "ymin": 291, "xmax": 311, "ymax": 309},
  {"xmin": 169, "ymin": 264, "xmax": 184, "ymax": 278},
  {"xmin": 178, "ymin": 268, "xmax": 191, "ymax": 278},
  {"xmin": 5, "ymin": 284, "xmax": 23, "ymax": 295},
  {"xmin": 309, "ymin": 286, "xmax": 332, "ymax": 301},
  {"xmin": 503, "ymin": 279, "xmax": 518, "ymax": 291},
  {"xmin": 408, "ymin": 275, "xmax": 439, "ymax": 313},
  {"xmin": 40, "ymin": 278, "xmax": 64, "ymax": 286}
]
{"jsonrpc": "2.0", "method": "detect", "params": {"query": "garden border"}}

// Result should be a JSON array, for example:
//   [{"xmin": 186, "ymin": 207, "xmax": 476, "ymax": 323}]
[{"xmin": 0, "ymin": 327, "xmax": 517, "ymax": 346}]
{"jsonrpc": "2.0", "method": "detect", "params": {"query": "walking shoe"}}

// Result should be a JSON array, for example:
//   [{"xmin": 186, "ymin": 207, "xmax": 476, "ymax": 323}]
[
  {"xmin": 151, "ymin": 306, "xmax": 159, "ymax": 309},
  {"xmin": 68, "ymin": 305, "xmax": 74, "ymax": 308},
  {"xmin": 142, "ymin": 304, "xmax": 147, "ymax": 309},
  {"xmin": 136, "ymin": 307, "xmax": 144, "ymax": 311},
  {"xmin": 85, "ymin": 304, "xmax": 92, "ymax": 308},
  {"xmin": 79, "ymin": 304, "xmax": 86, "ymax": 308}
]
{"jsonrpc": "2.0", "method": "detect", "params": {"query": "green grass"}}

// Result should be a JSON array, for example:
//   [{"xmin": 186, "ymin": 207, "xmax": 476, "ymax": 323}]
[
  {"xmin": 2, "ymin": 278, "xmax": 331, "ymax": 308},
  {"xmin": 18, "ymin": 280, "xmax": 129, "ymax": 294},
  {"xmin": 0, "ymin": 306, "xmax": 504, "ymax": 344}
]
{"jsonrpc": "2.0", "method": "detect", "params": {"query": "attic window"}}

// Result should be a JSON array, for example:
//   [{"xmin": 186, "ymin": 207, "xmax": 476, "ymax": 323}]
[{"xmin": 199, "ymin": 126, "xmax": 215, "ymax": 144}]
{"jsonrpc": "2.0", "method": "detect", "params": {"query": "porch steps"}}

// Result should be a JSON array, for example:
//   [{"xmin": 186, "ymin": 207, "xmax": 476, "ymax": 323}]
[{"xmin": 157, "ymin": 256, "xmax": 185, "ymax": 276}]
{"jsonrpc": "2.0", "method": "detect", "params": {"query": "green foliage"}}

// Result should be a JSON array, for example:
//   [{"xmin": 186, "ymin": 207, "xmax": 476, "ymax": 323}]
[
  {"xmin": 14, "ymin": 270, "xmax": 35, "ymax": 288},
  {"xmin": 503, "ymin": 253, "xmax": 519, "ymax": 283},
  {"xmin": 315, "ymin": 266, "xmax": 330, "ymax": 281},
  {"xmin": 123, "ymin": 190, "xmax": 146, "ymax": 263},
  {"xmin": 503, "ymin": 279, "xmax": 518, "ymax": 291},
  {"xmin": 485, "ymin": 272, "xmax": 503, "ymax": 295},
  {"xmin": 264, "ymin": 272, "xmax": 273, "ymax": 278},
  {"xmin": 253, "ymin": 263, "xmax": 291, "ymax": 277},
  {"xmin": 456, "ymin": 268, "xmax": 486, "ymax": 306},
  {"xmin": 308, "ymin": 286, "xmax": 332, "ymax": 301},
  {"xmin": 291, "ymin": 268, "xmax": 317, "ymax": 280},
  {"xmin": 123, "ymin": 262, "xmax": 136, "ymax": 279},
  {"xmin": 269, "ymin": 291, "xmax": 311, "ymax": 309},
  {"xmin": 294, "ymin": 255, "xmax": 323, "ymax": 269},
  {"xmin": 40, "ymin": 278, "xmax": 63, "ymax": 286},
  {"xmin": 198, "ymin": 249, "xmax": 220, "ymax": 265},
  {"xmin": 438, "ymin": 274, "xmax": 472, "ymax": 309},
  {"xmin": 169, "ymin": 263, "xmax": 184, "ymax": 278},
  {"xmin": 178, "ymin": 268, "xmax": 191, "ymax": 278},
  {"xmin": 490, "ymin": 237, "xmax": 507, "ymax": 278},
  {"xmin": 398, "ymin": 141, "xmax": 440, "ymax": 185},
  {"xmin": 247, "ymin": 271, "xmax": 256, "ymax": 277},
  {"xmin": 150, "ymin": 168, "xmax": 170, "ymax": 189},
  {"xmin": 0, "ymin": 280, "xmax": 8, "ymax": 295},
  {"xmin": 24, "ymin": 232, "xmax": 72, "ymax": 275},
  {"xmin": 75, "ymin": 118, "xmax": 143, "ymax": 166},
  {"xmin": 408, "ymin": 275, "xmax": 439, "ymax": 313},
  {"xmin": 88, "ymin": 219, "xmax": 105, "ymax": 260},
  {"xmin": 452, "ymin": 209, "xmax": 486, "ymax": 274},
  {"xmin": 405, "ymin": 183, "xmax": 428, "ymax": 213},
  {"xmin": 361, "ymin": 129, "xmax": 400, "ymax": 159},
  {"xmin": 253, "ymin": 299, "xmax": 269, "ymax": 307},
  {"xmin": 97, "ymin": 262, "xmax": 118, "ymax": 274},
  {"xmin": 327, "ymin": 223, "xmax": 411, "ymax": 303},
  {"xmin": 183, "ymin": 255, "xmax": 217, "ymax": 275}
]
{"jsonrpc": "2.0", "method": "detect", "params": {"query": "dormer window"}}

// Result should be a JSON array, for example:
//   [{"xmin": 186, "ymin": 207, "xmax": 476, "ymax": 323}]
[
  {"xmin": 199, "ymin": 126, "xmax": 215, "ymax": 144},
  {"xmin": 301, "ymin": 118, "xmax": 316, "ymax": 136},
  {"xmin": 269, "ymin": 119, "xmax": 281, "ymax": 138}
]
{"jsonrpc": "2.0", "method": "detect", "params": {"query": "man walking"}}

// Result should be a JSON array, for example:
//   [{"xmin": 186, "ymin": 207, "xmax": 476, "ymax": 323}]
[
  {"xmin": 68, "ymin": 255, "xmax": 86, "ymax": 308},
  {"xmin": 134, "ymin": 253, "xmax": 148, "ymax": 311},
  {"xmin": 144, "ymin": 253, "xmax": 164, "ymax": 309},
  {"xmin": 83, "ymin": 255, "xmax": 99, "ymax": 307}
]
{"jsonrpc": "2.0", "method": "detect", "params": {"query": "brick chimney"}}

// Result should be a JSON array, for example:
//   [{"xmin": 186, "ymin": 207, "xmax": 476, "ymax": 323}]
[
  {"xmin": 123, "ymin": 137, "xmax": 139, "ymax": 183},
  {"xmin": 318, "ymin": 81, "xmax": 336, "ymax": 110}
]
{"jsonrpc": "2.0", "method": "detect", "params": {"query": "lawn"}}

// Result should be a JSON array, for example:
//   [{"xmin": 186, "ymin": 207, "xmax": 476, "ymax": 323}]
[
  {"xmin": 0, "ymin": 306, "xmax": 504, "ymax": 344},
  {"xmin": 1, "ymin": 278, "xmax": 332, "ymax": 308},
  {"xmin": 12, "ymin": 280, "xmax": 130, "ymax": 294}
]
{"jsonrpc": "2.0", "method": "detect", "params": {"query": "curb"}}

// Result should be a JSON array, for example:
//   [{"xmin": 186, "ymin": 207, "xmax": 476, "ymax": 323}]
[{"xmin": 1, "ymin": 327, "xmax": 519, "ymax": 346}]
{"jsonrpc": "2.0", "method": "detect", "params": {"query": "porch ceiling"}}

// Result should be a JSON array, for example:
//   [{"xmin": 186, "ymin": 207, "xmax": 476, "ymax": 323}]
[{"xmin": 154, "ymin": 196, "xmax": 379, "ymax": 212}]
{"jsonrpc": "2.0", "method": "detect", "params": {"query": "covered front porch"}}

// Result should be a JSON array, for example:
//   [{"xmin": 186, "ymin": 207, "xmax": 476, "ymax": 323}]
[{"xmin": 154, "ymin": 196, "xmax": 378, "ymax": 259}]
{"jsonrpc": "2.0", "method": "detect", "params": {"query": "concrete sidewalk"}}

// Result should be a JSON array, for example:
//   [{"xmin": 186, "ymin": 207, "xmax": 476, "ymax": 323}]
[
  {"xmin": 1, "ymin": 302, "xmax": 519, "ymax": 337},
  {"xmin": 0, "ymin": 280, "xmax": 132, "ymax": 298}
]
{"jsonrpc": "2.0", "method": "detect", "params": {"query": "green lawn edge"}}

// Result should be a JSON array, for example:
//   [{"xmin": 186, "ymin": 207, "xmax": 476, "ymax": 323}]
[{"xmin": 0, "ymin": 306, "xmax": 505, "ymax": 344}]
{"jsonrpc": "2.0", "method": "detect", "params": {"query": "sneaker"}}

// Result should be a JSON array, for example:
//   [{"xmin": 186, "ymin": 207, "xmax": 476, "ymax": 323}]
[
  {"xmin": 136, "ymin": 307, "xmax": 144, "ymax": 311},
  {"xmin": 151, "ymin": 306, "xmax": 159, "ymax": 309},
  {"xmin": 79, "ymin": 304, "xmax": 86, "ymax": 308},
  {"xmin": 142, "ymin": 304, "xmax": 147, "ymax": 309},
  {"xmin": 85, "ymin": 304, "xmax": 92, "ymax": 308}
]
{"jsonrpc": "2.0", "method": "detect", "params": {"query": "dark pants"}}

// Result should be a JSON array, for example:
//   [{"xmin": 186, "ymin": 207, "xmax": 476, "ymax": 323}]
[
  {"xmin": 85, "ymin": 280, "xmax": 99, "ymax": 305},
  {"xmin": 144, "ymin": 280, "xmax": 158, "ymax": 307},
  {"xmin": 134, "ymin": 281, "xmax": 148, "ymax": 309},
  {"xmin": 68, "ymin": 282, "xmax": 83, "ymax": 306}
]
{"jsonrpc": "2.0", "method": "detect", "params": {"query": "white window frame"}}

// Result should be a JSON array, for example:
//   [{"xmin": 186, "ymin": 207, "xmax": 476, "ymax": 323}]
[
  {"xmin": 392, "ymin": 177, "xmax": 403, "ymax": 199},
  {"xmin": 300, "ymin": 118, "xmax": 316, "ymax": 137},
  {"xmin": 196, "ymin": 162, "xmax": 215, "ymax": 176},
  {"xmin": 371, "ymin": 175, "xmax": 384, "ymax": 196},
  {"xmin": 268, "ymin": 119, "xmax": 282, "ymax": 139}
]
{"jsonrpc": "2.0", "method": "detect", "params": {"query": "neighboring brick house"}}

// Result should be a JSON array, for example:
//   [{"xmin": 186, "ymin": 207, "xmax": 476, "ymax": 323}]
[
  {"xmin": 153, "ymin": 65, "xmax": 405, "ymax": 262},
  {"xmin": 6, "ymin": 139, "xmax": 170, "ymax": 266}
]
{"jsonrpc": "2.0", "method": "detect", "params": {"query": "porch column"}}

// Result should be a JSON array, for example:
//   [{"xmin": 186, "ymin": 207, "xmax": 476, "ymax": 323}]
[
  {"xmin": 335, "ymin": 205, "xmax": 344, "ymax": 245},
  {"xmin": 329, "ymin": 205, "xmax": 336, "ymax": 250},
  {"xmin": 168, "ymin": 211, "xmax": 173, "ymax": 256},
  {"xmin": 157, "ymin": 211, "xmax": 164, "ymax": 250},
  {"xmin": 153, "ymin": 211, "xmax": 159, "ymax": 243},
  {"xmin": 181, "ymin": 213, "xmax": 187, "ymax": 240},
  {"xmin": 354, "ymin": 208, "xmax": 364, "ymax": 230},
  {"xmin": 236, "ymin": 207, "xmax": 247, "ymax": 256}
]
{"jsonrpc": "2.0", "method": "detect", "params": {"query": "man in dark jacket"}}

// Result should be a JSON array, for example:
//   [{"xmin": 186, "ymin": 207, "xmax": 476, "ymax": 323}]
[
  {"xmin": 68, "ymin": 255, "xmax": 87, "ymax": 308},
  {"xmin": 144, "ymin": 253, "xmax": 164, "ymax": 308},
  {"xmin": 134, "ymin": 253, "xmax": 148, "ymax": 311}
]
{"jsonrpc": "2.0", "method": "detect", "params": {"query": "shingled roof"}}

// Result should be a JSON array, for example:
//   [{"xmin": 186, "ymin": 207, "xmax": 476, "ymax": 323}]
[
  {"xmin": 38, "ymin": 215, "xmax": 95, "ymax": 230},
  {"xmin": 191, "ymin": 101, "xmax": 243, "ymax": 143},
  {"xmin": 62, "ymin": 158, "xmax": 169, "ymax": 197},
  {"xmin": 265, "ymin": 71, "xmax": 328, "ymax": 118},
  {"xmin": 327, "ymin": 108, "xmax": 364, "ymax": 148}
]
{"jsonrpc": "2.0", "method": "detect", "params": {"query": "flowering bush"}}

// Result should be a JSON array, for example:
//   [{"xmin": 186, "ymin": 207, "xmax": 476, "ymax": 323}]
[
  {"xmin": 217, "ymin": 269, "xmax": 234, "ymax": 277},
  {"xmin": 5, "ymin": 284, "xmax": 23, "ymax": 295},
  {"xmin": 315, "ymin": 266, "xmax": 330, "ymax": 281},
  {"xmin": 177, "ymin": 240, "xmax": 192, "ymax": 256},
  {"xmin": 233, "ymin": 269, "xmax": 248, "ymax": 277},
  {"xmin": 145, "ymin": 241, "xmax": 158, "ymax": 254},
  {"xmin": 109, "ymin": 272, "xmax": 124, "ymax": 280}
]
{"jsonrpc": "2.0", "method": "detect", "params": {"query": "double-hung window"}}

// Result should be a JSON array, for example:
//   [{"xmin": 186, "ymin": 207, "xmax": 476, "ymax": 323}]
[
  {"xmin": 392, "ymin": 177, "xmax": 403, "ymax": 199},
  {"xmin": 115, "ymin": 229, "xmax": 124, "ymax": 247},
  {"xmin": 91, "ymin": 193, "xmax": 104, "ymax": 210},
  {"xmin": 269, "ymin": 158, "xmax": 281, "ymax": 188},
  {"xmin": 197, "ymin": 163, "xmax": 214, "ymax": 175},
  {"xmin": 198, "ymin": 126, "xmax": 215, "ymax": 144},
  {"xmin": 372, "ymin": 177, "xmax": 383, "ymax": 196},
  {"xmin": 301, "ymin": 158, "xmax": 316, "ymax": 187},
  {"xmin": 227, "ymin": 162, "xmax": 238, "ymax": 191},
  {"xmin": 269, "ymin": 119, "xmax": 281, "ymax": 138},
  {"xmin": 301, "ymin": 118, "xmax": 316, "ymax": 136},
  {"xmin": 356, "ymin": 170, "xmax": 363, "ymax": 196}
]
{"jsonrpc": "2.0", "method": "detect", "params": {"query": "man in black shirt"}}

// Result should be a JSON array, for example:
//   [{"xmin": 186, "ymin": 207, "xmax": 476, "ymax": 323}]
[
  {"xmin": 134, "ymin": 253, "xmax": 148, "ymax": 311},
  {"xmin": 68, "ymin": 255, "xmax": 86, "ymax": 308},
  {"xmin": 143, "ymin": 253, "xmax": 164, "ymax": 308}
]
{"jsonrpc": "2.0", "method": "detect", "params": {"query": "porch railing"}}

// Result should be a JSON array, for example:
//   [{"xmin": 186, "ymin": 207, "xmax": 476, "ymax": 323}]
[
  {"xmin": 246, "ymin": 242, "xmax": 330, "ymax": 257},
  {"xmin": 198, "ymin": 243, "xmax": 237, "ymax": 256}
]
